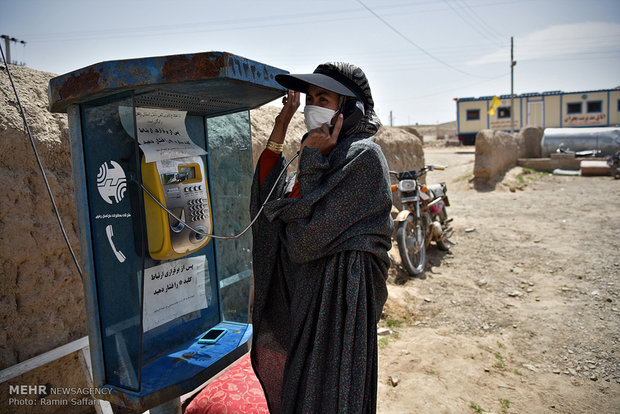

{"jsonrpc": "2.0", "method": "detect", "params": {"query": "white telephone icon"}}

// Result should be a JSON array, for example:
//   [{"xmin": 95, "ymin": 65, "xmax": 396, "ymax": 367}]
[{"xmin": 106, "ymin": 225, "xmax": 127, "ymax": 263}]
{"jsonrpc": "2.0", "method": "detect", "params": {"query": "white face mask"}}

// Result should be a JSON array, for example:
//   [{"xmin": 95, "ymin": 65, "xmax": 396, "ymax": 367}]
[{"xmin": 303, "ymin": 105, "xmax": 337, "ymax": 131}]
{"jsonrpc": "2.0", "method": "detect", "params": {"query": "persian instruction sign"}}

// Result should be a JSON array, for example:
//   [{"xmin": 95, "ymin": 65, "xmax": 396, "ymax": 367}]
[
  {"xmin": 143, "ymin": 255, "xmax": 210, "ymax": 332},
  {"xmin": 119, "ymin": 106, "xmax": 206, "ymax": 162}
]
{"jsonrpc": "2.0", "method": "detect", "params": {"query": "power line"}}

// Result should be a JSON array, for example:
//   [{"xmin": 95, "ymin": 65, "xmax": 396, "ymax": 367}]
[
  {"xmin": 355, "ymin": 0, "xmax": 496, "ymax": 78},
  {"xmin": 1, "ymin": 35, "xmax": 27, "ymax": 66},
  {"xmin": 442, "ymin": 0, "xmax": 500, "ymax": 44},
  {"xmin": 22, "ymin": 4, "xmax": 457, "ymax": 43},
  {"xmin": 455, "ymin": 0, "xmax": 505, "ymax": 39},
  {"xmin": 381, "ymin": 71, "xmax": 510, "ymax": 102},
  {"xmin": 22, "ymin": 7, "xmax": 367, "ymax": 42},
  {"xmin": 19, "ymin": 0, "xmax": 533, "ymax": 42},
  {"xmin": 522, "ymin": 52, "xmax": 620, "ymax": 63},
  {"xmin": 0, "ymin": 43, "xmax": 82, "ymax": 280}
]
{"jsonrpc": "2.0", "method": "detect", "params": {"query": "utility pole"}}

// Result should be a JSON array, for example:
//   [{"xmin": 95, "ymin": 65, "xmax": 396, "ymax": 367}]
[
  {"xmin": 1, "ymin": 35, "xmax": 27, "ymax": 65},
  {"xmin": 389, "ymin": 110, "xmax": 393, "ymax": 127},
  {"xmin": 1, "ymin": 35, "xmax": 11, "ymax": 64},
  {"xmin": 510, "ymin": 36, "xmax": 517, "ymax": 133}
]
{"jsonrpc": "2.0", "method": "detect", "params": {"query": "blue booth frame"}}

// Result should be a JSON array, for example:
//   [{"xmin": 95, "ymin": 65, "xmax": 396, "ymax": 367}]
[{"xmin": 48, "ymin": 51, "xmax": 287, "ymax": 411}]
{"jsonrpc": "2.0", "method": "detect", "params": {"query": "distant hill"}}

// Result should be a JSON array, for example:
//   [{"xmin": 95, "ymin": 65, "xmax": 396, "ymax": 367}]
[
  {"xmin": 403, "ymin": 121, "xmax": 457, "ymax": 129},
  {"xmin": 397, "ymin": 121, "xmax": 457, "ymax": 142}
]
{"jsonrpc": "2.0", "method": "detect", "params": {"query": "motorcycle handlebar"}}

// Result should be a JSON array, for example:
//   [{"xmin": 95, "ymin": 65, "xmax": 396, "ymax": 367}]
[{"xmin": 389, "ymin": 165, "xmax": 448, "ymax": 180}]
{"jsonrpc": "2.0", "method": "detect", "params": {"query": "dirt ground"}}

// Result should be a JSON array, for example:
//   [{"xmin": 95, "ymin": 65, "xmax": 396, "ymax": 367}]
[{"xmin": 377, "ymin": 145, "xmax": 620, "ymax": 414}]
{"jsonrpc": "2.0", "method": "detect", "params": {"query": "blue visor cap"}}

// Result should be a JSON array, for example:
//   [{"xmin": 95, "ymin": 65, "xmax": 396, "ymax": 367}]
[{"xmin": 275, "ymin": 73, "xmax": 358, "ymax": 98}]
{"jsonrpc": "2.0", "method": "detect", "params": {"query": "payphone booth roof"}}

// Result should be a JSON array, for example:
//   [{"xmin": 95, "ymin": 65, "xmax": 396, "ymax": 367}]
[{"xmin": 48, "ymin": 51, "xmax": 288, "ymax": 115}]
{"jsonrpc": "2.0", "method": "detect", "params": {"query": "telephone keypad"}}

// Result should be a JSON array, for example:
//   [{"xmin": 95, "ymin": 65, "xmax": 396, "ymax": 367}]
[{"xmin": 187, "ymin": 197, "xmax": 209, "ymax": 223}]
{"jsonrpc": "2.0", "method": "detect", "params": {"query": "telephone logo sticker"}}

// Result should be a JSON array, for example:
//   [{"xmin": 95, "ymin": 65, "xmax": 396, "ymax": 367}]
[
  {"xmin": 97, "ymin": 161, "xmax": 127, "ymax": 204},
  {"xmin": 106, "ymin": 225, "xmax": 126, "ymax": 263}
]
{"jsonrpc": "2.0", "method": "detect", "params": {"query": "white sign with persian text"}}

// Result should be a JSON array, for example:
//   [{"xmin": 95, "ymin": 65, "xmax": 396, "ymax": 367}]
[
  {"xmin": 118, "ymin": 106, "xmax": 207, "ymax": 162},
  {"xmin": 143, "ymin": 255, "xmax": 210, "ymax": 332}
]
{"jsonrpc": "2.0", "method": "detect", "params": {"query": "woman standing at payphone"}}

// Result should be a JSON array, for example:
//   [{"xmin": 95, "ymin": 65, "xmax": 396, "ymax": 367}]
[{"xmin": 250, "ymin": 62, "xmax": 393, "ymax": 413}]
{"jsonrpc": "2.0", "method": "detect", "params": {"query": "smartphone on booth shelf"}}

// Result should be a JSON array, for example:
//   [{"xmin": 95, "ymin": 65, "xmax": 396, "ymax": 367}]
[{"xmin": 198, "ymin": 328, "xmax": 227, "ymax": 344}]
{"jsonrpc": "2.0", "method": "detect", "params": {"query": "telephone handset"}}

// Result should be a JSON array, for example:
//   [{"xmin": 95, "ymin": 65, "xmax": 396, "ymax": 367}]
[
  {"xmin": 301, "ymin": 99, "xmax": 365, "ymax": 144},
  {"xmin": 333, "ymin": 99, "xmax": 365, "ymax": 136},
  {"xmin": 141, "ymin": 155, "xmax": 213, "ymax": 260}
]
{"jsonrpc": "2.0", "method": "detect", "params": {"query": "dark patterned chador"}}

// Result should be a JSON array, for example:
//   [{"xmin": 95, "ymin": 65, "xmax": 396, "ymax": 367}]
[{"xmin": 250, "ymin": 62, "xmax": 393, "ymax": 413}]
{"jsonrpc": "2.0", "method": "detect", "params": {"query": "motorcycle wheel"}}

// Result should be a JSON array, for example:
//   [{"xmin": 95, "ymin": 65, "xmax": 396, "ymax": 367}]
[
  {"xmin": 397, "ymin": 213, "xmax": 426, "ymax": 276},
  {"xmin": 435, "ymin": 206, "xmax": 451, "ymax": 252}
]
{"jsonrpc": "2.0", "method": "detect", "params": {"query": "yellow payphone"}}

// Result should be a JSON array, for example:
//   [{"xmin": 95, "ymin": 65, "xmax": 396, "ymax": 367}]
[{"xmin": 141, "ymin": 155, "xmax": 213, "ymax": 260}]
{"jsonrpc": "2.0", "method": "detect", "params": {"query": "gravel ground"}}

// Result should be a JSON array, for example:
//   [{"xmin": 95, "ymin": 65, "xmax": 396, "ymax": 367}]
[{"xmin": 378, "ymin": 146, "xmax": 620, "ymax": 414}]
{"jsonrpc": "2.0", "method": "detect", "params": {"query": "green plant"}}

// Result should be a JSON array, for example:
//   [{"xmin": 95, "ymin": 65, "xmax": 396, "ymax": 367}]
[
  {"xmin": 518, "ymin": 168, "xmax": 549, "ymax": 182},
  {"xmin": 499, "ymin": 398, "xmax": 511, "ymax": 413},
  {"xmin": 425, "ymin": 368, "xmax": 439, "ymax": 376},
  {"xmin": 386, "ymin": 319, "xmax": 402, "ymax": 329},
  {"xmin": 378, "ymin": 337, "xmax": 389, "ymax": 348},
  {"xmin": 470, "ymin": 401, "xmax": 484, "ymax": 413},
  {"xmin": 456, "ymin": 172, "xmax": 473, "ymax": 182},
  {"xmin": 513, "ymin": 368, "xmax": 523, "ymax": 376},
  {"xmin": 494, "ymin": 351, "xmax": 506, "ymax": 369}
]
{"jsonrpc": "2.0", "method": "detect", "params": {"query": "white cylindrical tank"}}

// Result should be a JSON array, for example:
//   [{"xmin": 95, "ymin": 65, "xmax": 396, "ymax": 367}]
[{"xmin": 541, "ymin": 127, "xmax": 620, "ymax": 156}]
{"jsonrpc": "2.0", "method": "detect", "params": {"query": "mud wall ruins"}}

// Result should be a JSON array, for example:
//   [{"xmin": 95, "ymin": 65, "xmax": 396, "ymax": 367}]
[
  {"xmin": 473, "ymin": 126, "xmax": 544, "ymax": 187},
  {"xmin": 0, "ymin": 65, "xmax": 91, "ymax": 413}
]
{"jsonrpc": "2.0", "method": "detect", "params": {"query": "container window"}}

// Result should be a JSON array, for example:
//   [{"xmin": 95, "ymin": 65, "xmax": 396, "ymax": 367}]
[
  {"xmin": 466, "ymin": 109, "xmax": 480, "ymax": 120},
  {"xmin": 497, "ymin": 107, "xmax": 511, "ymax": 118},
  {"xmin": 567, "ymin": 102, "xmax": 582, "ymax": 114},
  {"xmin": 587, "ymin": 101, "xmax": 602, "ymax": 113}
]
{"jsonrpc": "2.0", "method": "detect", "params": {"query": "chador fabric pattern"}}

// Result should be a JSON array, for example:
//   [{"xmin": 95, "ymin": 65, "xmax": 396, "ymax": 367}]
[{"xmin": 249, "ymin": 63, "xmax": 393, "ymax": 413}]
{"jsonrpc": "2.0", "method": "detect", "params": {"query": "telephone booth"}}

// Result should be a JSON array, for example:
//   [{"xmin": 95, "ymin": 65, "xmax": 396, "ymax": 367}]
[{"xmin": 48, "ymin": 51, "xmax": 287, "ymax": 411}]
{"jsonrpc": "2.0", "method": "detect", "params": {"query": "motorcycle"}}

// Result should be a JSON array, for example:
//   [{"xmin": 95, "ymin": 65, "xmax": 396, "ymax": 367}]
[
  {"xmin": 608, "ymin": 150, "xmax": 620, "ymax": 179},
  {"xmin": 390, "ymin": 165, "xmax": 453, "ymax": 276}
]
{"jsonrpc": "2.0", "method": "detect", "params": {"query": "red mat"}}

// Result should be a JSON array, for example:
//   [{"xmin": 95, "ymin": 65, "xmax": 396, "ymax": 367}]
[{"xmin": 185, "ymin": 354, "xmax": 269, "ymax": 414}]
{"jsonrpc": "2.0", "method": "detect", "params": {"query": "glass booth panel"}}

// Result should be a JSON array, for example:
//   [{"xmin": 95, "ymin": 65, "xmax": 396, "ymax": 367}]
[
  {"xmin": 206, "ymin": 111, "xmax": 253, "ymax": 324},
  {"xmin": 80, "ymin": 96, "xmax": 144, "ymax": 390}
]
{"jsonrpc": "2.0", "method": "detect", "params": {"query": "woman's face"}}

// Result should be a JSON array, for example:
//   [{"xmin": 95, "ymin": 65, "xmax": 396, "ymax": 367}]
[{"xmin": 305, "ymin": 85, "xmax": 340, "ymax": 110}]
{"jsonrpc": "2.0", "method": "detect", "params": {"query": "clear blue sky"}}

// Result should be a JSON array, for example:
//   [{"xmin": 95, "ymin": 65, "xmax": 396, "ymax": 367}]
[{"xmin": 1, "ymin": 0, "xmax": 618, "ymax": 125}]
